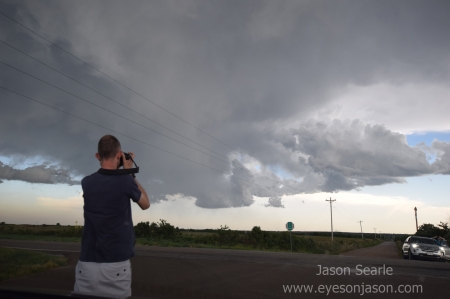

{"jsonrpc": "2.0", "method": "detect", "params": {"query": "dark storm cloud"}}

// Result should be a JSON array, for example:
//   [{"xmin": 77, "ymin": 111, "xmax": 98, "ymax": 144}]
[
  {"xmin": 0, "ymin": 161, "xmax": 79, "ymax": 185},
  {"xmin": 193, "ymin": 160, "xmax": 255, "ymax": 208},
  {"xmin": 0, "ymin": 0, "xmax": 449, "ymax": 208},
  {"xmin": 266, "ymin": 197, "xmax": 284, "ymax": 208}
]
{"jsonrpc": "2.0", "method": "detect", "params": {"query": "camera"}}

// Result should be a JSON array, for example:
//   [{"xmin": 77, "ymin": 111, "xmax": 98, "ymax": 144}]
[
  {"xmin": 98, "ymin": 151, "xmax": 139, "ymax": 176},
  {"xmin": 118, "ymin": 152, "xmax": 132, "ymax": 168}
]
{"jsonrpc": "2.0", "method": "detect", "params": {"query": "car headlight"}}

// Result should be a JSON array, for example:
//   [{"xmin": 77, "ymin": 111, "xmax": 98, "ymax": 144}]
[
  {"xmin": 411, "ymin": 243, "xmax": 419, "ymax": 249},
  {"xmin": 440, "ymin": 247, "xmax": 444, "ymax": 251}
]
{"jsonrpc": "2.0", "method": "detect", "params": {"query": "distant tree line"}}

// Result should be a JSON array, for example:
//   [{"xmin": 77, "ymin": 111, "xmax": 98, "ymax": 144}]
[
  {"xmin": 0, "ymin": 220, "xmax": 382, "ymax": 254},
  {"xmin": 133, "ymin": 220, "xmax": 380, "ymax": 254}
]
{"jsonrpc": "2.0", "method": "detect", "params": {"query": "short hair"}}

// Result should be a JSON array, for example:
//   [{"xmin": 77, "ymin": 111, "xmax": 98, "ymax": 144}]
[{"xmin": 98, "ymin": 135, "xmax": 121, "ymax": 160}]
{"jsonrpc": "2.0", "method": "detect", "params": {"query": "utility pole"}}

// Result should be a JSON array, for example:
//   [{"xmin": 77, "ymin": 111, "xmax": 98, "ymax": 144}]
[
  {"xmin": 373, "ymin": 228, "xmax": 377, "ymax": 239},
  {"xmin": 325, "ymin": 197, "xmax": 336, "ymax": 241},
  {"xmin": 357, "ymin": 221, "xmax": 363, "ymax": 239},
  {"xmin": 414, "ymin": 207, "xmax": 418, "ymax": 232}
]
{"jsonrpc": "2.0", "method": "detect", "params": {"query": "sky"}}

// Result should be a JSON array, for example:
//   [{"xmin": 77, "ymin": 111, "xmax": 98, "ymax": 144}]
[{"xmin": 1, "ymin": 0, "xmax": 450, "ymax": 235}]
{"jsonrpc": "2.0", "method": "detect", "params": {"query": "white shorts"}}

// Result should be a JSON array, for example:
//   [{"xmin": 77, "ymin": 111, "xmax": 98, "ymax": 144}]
[{"xmin": 73, "ymin": 260, "xmax": 132, "ymax": 299}]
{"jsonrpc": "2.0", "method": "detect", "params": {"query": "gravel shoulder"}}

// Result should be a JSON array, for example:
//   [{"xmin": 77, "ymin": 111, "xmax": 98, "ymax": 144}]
[{"xmin": 341, "ymin": 241, "xmax": 400, "ymax": 259}]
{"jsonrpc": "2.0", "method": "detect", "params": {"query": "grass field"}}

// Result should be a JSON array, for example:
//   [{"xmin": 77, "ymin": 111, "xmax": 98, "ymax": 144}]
[
  {"xmin": 0, "ymin": 224, "xmax": 383, "ymax": 255},
  {"xmin": 0, "ymin": 234, "xmax": 80, "ymax": 242},
  {"xmin": 136, "ymin": 235, "xmax": 381, "ymax": 254},
  {"xmin": 0, "ymin": 247, "xmax": 67, "ymax": 282}
]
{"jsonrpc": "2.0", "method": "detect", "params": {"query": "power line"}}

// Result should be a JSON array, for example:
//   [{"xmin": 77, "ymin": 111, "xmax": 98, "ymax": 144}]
[
  {"xmin": 0, "ymin": 85, "xmax": 307, "ymax": 210},
  {"xmin": 302, "ymin": 203, "xmax": 328, "ymax": 232},
  {"xmin": 0, "ymin": 85, "xmax": 293, "ymax": 199},
  {"xmin": 0, "ymin": 85, "xmax": 258, "ymax": 185},
  {"xmin": 0, "ymin": 10, "xmax": 241, "ymax": 153},
  {"xmin": 329, "ymin": 206, "xmax": 365, "ymax": 236},
  {"xmin": 333, "ymin": 205, "xmax": 358, "ymax": 222},
  {"xmin": 2, "ymin": 80, "xmax": 288, "ymax": 198},
  {"xmin": 0, "ymin": 38, "xmax": 228, "ymax": 163},
  {"xmin": 0, "ymin": 60, "xmax": 232, "ymax": 166},
  {"xmin": 0, "ymin": 38, "xmax": 306, "ymax": 194},
  {"xmin": 0, "ymin": 11, "xmax": 310, "ymax": 196}
]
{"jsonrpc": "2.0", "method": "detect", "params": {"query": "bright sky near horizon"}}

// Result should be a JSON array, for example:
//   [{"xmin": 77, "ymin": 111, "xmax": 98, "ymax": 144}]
[{"xmin": 1, "ymin": 1, "xmax": 450, "ymax": 235}]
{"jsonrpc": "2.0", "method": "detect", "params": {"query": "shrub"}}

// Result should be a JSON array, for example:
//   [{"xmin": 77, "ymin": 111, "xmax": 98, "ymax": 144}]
[
  {"xmin": 157, "ymin": 219, "xmax": 176, "ymax": 238},
  {"xmin": 134, "ymin": 221, "xmax": 152, "ymax": 238},
  {"xmin": 134, "ymin": 220, "xmax": 178, "ymax": 239},
  {"xmin": 415, "ymin": 223, "xmax": 446, "ymax": 238},
  {"xmin": 394, "ymin": 235, "xmax": 409, "ymax": 244},
  {"xmin": 56, "ymin": 226, "xmax": 83, "ymax": 237}
]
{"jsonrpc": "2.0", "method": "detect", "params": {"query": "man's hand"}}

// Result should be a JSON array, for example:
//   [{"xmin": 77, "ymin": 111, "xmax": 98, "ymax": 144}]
[{"xmin": 121, "ymin": 151, "xmax": 135, "ymax": 169}]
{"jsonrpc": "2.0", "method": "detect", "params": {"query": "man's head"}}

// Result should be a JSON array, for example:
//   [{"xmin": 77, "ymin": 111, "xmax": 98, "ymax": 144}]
[{"xmin": 95, "ymin": 135, "xmax": 121, "ymax": 168}]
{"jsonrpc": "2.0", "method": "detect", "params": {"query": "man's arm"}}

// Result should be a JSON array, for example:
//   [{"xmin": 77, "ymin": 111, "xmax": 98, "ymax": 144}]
[
  {"xmin": 121, "ymin": 152, "xmax": 150, "ymax": 210},
  {"xmin": 134, "ymin": 177, "xmax": 150, "ymax": 210}
]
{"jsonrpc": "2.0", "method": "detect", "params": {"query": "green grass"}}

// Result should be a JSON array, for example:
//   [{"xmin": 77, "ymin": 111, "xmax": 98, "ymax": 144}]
[
  {"xmin": 135, "ymin": 234, "xmax": 382, "ymax": 254},
  {"xmin": 0, "ymin": 234, "xmax": 80, "ymax": 242},
  {"xmin": 0, "ymin": 233, "xmax": 381, "ymax": 254},
  {"xmin": 0, "ymin": 224, "xmax": 382, "ymax": 255},
  {"xmin": 0, "ymin": 247, "xmax": 67, "ymax": 282},
  {"xmin": 0, "ymin": 224, "xmax": 82, "ymax": 239},
  {"xmin": 135, "ymin": 237, "xmax": 283, "ymax": 251}
]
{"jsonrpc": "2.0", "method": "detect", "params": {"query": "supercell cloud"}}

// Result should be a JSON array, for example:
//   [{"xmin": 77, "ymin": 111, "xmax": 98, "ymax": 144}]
[
  {"xmin": 0, "ymin": 0, "xmax": 450, "ymax": 208},
  {"xmin": 0, "ymin": 161, "xmax": 79, "ymax": 185}
]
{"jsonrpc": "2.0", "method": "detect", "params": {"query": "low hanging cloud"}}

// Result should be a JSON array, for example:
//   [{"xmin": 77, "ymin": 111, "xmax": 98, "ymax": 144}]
[
  {"xmin": 213, "ymin": 118, "xmax": 449, "ymax": 205},
  {"xmin": 193, "ymin": 159, "xmax": 255, "ymax": 208},
  {"xmin": 266, "ymin": 196, "xmax": 284, "ymax": 208},
  {"xmin": 265, "ymin": 119, "xmax": 450, "ymax": 194},
  {"xmin": 0, "ymin": 161, "xmax": 80, "ymax": 185},
  {"xmin": 197, "ymin": 117, "xmax": 444, "ymax": 207}
]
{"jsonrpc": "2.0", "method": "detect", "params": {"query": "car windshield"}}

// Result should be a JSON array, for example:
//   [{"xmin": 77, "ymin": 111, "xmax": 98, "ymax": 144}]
[{"xmin": 410, "ymin": 237, "xmax": 438, "ymax": 245}]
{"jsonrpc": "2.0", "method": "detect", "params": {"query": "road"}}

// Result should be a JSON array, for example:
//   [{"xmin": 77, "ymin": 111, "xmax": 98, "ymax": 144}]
[{"xmin": 1, "ymin": 239, "xmax": 449, "ymax": 298}]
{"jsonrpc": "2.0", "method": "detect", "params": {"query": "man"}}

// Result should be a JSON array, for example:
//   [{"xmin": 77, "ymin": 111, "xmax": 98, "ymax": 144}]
[
  {"xmin": 433, "ymin": 236, "xmax": 444, "ymax": 246},
  {"xmin": 73, "ymin": 135, "xmax": 150, "ymax": 298}
]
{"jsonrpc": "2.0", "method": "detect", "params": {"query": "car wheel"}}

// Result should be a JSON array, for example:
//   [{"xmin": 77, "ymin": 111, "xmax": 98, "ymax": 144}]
[
  {"xmin": 408, "ymin": 249, "xmax": 415, "ymax": 260},
  {"xmin": 403, "ymin": 251, "xmax": 408, "ymax": 259}
]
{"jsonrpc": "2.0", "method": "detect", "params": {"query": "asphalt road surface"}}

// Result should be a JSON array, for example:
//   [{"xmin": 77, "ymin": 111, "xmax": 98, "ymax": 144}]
[{"xmin": 1, "ymin": 240, "xmax": 449, "ymax": 298}]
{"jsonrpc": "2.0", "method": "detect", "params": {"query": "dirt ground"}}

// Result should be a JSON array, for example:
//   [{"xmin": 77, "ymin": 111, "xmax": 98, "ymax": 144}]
[{"xmin": 341, "ymin": 241, "xmax": 400, "ymax": 259}]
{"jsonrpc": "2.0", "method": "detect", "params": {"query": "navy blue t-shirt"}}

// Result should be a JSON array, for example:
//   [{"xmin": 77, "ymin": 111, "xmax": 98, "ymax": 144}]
[{"xmin": 80, "ymin": 171, "xmax": 142, "ymax": 263}]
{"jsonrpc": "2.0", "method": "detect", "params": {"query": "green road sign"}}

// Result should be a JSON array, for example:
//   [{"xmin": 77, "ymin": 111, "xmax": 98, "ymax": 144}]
[{"xmin": 286, "ymin": 222, "xmax": 294, "ymax": 231}]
